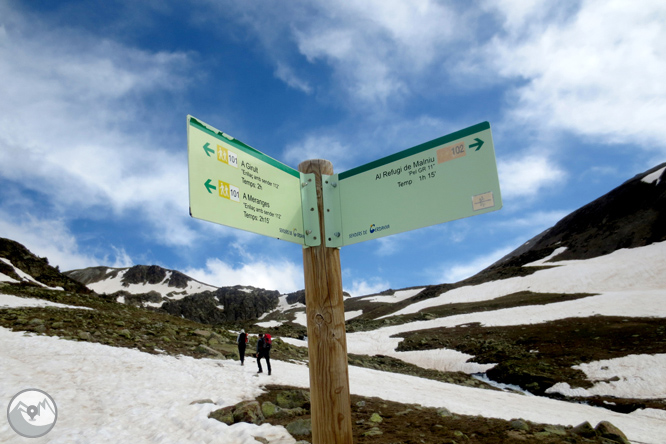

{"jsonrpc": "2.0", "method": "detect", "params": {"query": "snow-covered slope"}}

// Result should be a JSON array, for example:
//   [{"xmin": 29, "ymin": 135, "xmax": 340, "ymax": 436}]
[
  {"xmin": 1, "ymin": 321, "xmax": 665, "ymax": 444},
  {"xmin": 65, "ymin": 265, "xmax": 218, "ymax": 300},
  {"xmin": 342, "ymin": 241, "xmax": 666, "ymax": 365}
]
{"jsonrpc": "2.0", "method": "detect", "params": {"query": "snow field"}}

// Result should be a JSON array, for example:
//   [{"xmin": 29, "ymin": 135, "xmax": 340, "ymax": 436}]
[
  {"xmin": 0, "ymin": 327, "xmax": 295, "ymax": 444},
  {"xmin": 2, "ymin": 327, "xmax": 666, "ymax": 444},
  {"xmin": 547, "ymin": 354, "xmax": 666, "ymax": 399},
  {"xmin": 0, "ymin": 294, "xmax": 92, "ymax": 311},
  {"xmin": 389, "ymin": 241, "xmax": 666, "ymax": 317}
]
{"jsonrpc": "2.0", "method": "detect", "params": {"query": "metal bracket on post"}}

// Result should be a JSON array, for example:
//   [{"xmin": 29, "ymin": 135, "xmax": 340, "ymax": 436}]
[
  {"xmin": 322, "ymin": 174, "xmax": 343, "ymax": 248},
  {"xmin": 300, "ymin": 172, "xmax": 321, "ymax": 247}
]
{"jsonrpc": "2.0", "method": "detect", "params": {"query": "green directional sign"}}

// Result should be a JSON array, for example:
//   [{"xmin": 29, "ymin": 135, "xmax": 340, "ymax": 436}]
[
  {"xmin": 323, "ymin": 121, "xmax": 502, "ymax": 247},
  {"xmin": 187, "ymin": 116, "xmax": 319, "ymax": 245}
]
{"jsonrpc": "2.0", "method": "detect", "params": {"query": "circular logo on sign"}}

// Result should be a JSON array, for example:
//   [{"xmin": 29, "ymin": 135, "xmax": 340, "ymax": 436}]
[{"xmin": 7, "ymin": 389, "xmax": 57, "ymax": 438}]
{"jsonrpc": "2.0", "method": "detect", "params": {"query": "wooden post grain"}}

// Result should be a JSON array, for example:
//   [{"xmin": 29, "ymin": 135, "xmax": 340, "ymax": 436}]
[{"xmin": 298, "ymin": 159, "xmax": 353, "ymax": 444}]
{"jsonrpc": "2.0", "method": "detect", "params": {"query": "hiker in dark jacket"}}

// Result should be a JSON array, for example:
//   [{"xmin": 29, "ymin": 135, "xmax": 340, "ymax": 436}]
[
  {"xmin": 237, "ymin": 329, "xmax": 248, "ymax": 365},
  {"xmin": 256, "ymin": 333, "xmax": 271, "ymax": 375}
]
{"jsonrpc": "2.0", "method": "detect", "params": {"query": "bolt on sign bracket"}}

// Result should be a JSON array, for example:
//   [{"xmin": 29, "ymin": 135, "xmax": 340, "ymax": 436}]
[{"xmin": 300, "ymin": 172, "xmax": 321, "ymax": 247}]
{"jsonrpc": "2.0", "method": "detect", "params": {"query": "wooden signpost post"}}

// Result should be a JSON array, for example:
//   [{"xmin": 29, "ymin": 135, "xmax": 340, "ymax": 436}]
[
  {"xmin": 187, "ymin": 116, "xmax": 502, "ymax": 444},
  {"xmin": 299, "ymin": 159, "xmax": 354, "ymax": 444}
]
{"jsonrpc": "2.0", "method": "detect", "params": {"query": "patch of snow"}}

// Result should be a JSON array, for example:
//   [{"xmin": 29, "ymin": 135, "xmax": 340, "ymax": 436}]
[
  {"xmin": 390, "ymin": 241, "xmax": 666, "ymax": 317},
  {"xmin": 239, "ymin": 287, "xmax": 254, "ymax": 293},
  {"xmin": 280, "ymin": 337, "xmax": 307, "ymax": 347},
  {"xmin": 0, "ymin": 271, "xmax": 19, "ymax": 283},
  {"xmin": 642, "ymin": 166, "xmax": 665, "ymax": 185},
  {"xmin": 525, "ymin": 246, "xmax": 568, "ymax": 266},
  {"xmin": 0, "ymin": 294, "xmax": 93, "ymax": 310},
  {"xmin": 361, "ymin": 288, "xmax": 425, "ymax": 304},
  {"xmin": 346, "ymin": 330, "xmax": 493, "ymax": 374},
  {"xmin": 0, "ymin": 258, "xmax": 63, "ymax": 290},
  {"xmin": 631, "ymin": 408, "xmax": 666, "ymax": 421},
  {"xmin": 259, "ymin": 295, "xmax": 306, "ymax": 321},
  {"xmin": 344, "ymin": 310, "xmax": 363, "ymax": 321},
  {"xmin": 116, "ymin": 296, "xmax": 125, "ymax": 304},
  {"xmin": 256, "ymin": 320, "xmax": 284, "ymax": 328},
  {"xmin": 546, "ymin": 354, "xmax": 666, "ymax": 399},
  {"xmin": 292, "ymin": 312, "xmax": 307, "ymax": 327}
]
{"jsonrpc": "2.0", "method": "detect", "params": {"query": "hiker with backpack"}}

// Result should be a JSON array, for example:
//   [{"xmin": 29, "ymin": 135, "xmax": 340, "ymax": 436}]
[
  {"xmin": 256, "ymin": 333, "xmax": 272, "ymax": 375},
  {"xmin": 237, "ymin": 329, "xmax": 248, "ymax": 365}
]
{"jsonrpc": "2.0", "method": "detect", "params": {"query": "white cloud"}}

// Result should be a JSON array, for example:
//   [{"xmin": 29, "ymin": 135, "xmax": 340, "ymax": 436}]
[
  {"xmin": 345, "ymin": 277, "xmax": 390, "ymax": 298},
  {"xmin": 184, "ymin": 257, "xmax": 303, "ymax": 294},
  {"xmin": 0, "ymin": 6, "xmax": 198, "ymax": 247},
  {"xmin": 497, "ymin": 210, "xmax": 570, "ymax": 232},
  {"xmin": 485, "ymin": 0, "xmax": 666, "ymax": 152},
  {"xmin": 283, "ymin": 134, "xmax": 353, "ymax": 171},
  {"xmin": 0, "ymin": 211, "xmax": 130, "ymax": 271},
  {"xmin": 498, "ymin": 154, "xmax": 567, "ymax": 199},
  {"xmin": 202, "ymin": 0, "xmax": 465, "ymax": 107},
  {"xmin": 437, "ymin": 246, "xmax": 514, "ymax": 284},
  {"xmin": 108, "ymin": 247, "xmax": 134, "ymax": 269},
  {"xmin": 291, "ymin": 0, "xmax": 462, "ymax": 105},
  {"xmin": 275, "ymin": 62, "xmax": 313, "ymax": 94}
]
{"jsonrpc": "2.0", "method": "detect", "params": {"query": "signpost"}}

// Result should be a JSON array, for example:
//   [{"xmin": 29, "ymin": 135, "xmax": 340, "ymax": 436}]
[
  {"xmin": 187, "ymin": 116, "xmax": 502, "ymax": 444},
  {"xmin": 321, "ymin": 121, "xmax": 502, "ymax": 247}
]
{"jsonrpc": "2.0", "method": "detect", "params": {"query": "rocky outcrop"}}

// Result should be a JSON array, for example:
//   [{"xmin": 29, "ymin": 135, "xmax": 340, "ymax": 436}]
[
  {"xmin": 0, "ymin": 238, "xmax": 92, "ymax": 293},
  {"xmin": 120, "ymin": 265, "xmax": 191, "ymax": 289},
  {"xmin": 488, "ymin": 162, "xmax": 666, "ymax": 269},
  {"xmin": 160, "ymin": 286, "xmax": 279, "ymax": 324},
  {"xmin": 286, "ymin": 290, "xmax": 305, "ymax": 305}
]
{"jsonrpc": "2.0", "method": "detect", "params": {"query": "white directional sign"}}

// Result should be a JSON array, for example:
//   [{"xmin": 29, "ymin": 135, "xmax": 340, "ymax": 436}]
[
  {"xmin": 321, "ymin": 121, "xmax": 502, "ymax": 247},
  {"xmin": 187, "ymin": 116, "xmax": 320, "ymax": 245}
]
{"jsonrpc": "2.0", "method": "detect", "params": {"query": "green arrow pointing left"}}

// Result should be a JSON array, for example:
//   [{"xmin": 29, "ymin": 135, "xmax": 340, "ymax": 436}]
[
  {"xmin": 470, "ymin": 138, "xmax": 484, "ymax": 151},
  {"xmin": 203, "ymin": 142, "xmax": 214, "ymax": 157},
  {"xmin": 204, "ymin": 179, "xmax": 216, "ymax": 193}
]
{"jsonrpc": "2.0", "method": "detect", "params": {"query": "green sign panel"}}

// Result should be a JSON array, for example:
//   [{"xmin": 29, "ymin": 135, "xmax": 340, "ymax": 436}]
[
  {"xmin": 324, "ymin": 122, "xmax": 502, "ymax": 247},
  {"xmin": 187, "ymin": 116, "xmax": 319, "ymax": 245}
]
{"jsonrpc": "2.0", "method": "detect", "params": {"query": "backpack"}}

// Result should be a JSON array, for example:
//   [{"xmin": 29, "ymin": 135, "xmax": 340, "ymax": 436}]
[{"xmin": 263, "ymin": 334, "xmax": 272, "ymax": 350}]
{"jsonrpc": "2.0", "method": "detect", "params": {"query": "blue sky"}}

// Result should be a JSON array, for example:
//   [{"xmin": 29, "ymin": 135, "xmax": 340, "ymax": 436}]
[{"xmin": 1, "ymin": 0, "xmax": 664, "ymax": 296}]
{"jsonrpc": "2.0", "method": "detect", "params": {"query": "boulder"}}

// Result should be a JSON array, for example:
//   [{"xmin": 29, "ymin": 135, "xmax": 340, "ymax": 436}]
[
  {"xmin": 286, "ymin": 418, "xmax": 311, "ymax": 437},
  {"xmin": 233, "ymin": 401, "xmax": 264, "ymax": 425},
  {"xmin": 571, "ymin": 421, "xmax": 596, "ymax": 438},
  {"xmin": 437, "ymin": 407, "xmax": 453, "ymax": 418},
  {"xmin": 369, "ymin": 413, "xmax": 383, "ymax": 423},
  {"xmin": 509, "ymin": 419, "xmax": 530, "ymax": 431},
  {"xmin": 276, "ymin": 390, "xmax": 310, "ymax": 409},
  {"xmin": 208, "ymin": 406, "xmax": 235, "ymax": 425},
  {"xmin": 595, "ymin": 421, "xmax": 630, "ymax": 444},
  {"xmin": 261, "ymin": 401, "xmax": 281, "ymax": 418}
]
